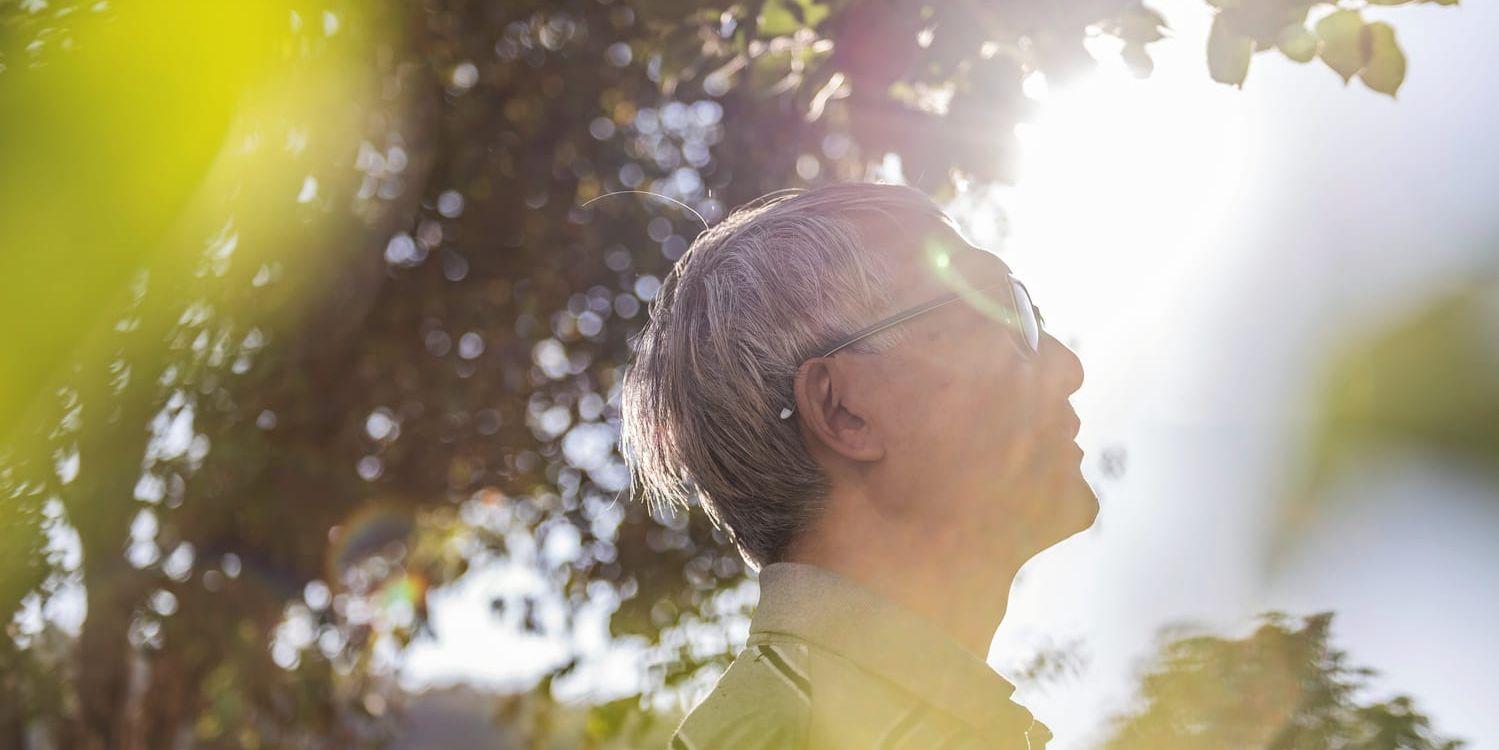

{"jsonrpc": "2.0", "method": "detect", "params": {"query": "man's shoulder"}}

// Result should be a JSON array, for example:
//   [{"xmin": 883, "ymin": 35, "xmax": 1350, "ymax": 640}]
[{"xmin": 669, "ymin": 641, "xmax": 812, "ymax": 750}]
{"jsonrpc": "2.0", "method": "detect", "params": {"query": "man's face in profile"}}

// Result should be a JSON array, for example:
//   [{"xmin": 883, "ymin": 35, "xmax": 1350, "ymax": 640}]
[{"xmin": 851, "ymin": 227, "xmax": 1098, "ymax": 560}]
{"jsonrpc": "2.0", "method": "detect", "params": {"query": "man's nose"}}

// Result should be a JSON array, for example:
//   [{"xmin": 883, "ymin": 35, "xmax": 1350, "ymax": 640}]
[{"xmin": 1042, "ymin": 332, "xmax": 1085, "ymax": 396}]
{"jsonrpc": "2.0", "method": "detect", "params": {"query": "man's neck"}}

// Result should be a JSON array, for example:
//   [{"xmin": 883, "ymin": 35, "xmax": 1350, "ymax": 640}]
[{"xmin": 784, "ymin": 500, "xmax": 1024, "ymax": 660}]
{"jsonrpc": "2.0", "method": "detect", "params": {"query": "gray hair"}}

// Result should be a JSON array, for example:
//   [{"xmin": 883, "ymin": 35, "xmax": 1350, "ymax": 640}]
[{"xmin": 619, "ymin": 183, "xmax": 951, "ymax": 569}]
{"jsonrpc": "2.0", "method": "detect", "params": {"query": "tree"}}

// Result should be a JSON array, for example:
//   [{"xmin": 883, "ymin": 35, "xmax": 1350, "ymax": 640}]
[
  {"xmin": 0, "ymin": 0, "xmax": 1457, "ymax": 746},
  {"xmin": 1105, "ymin": 612, "xmax": 1463, "ymax": 749}
]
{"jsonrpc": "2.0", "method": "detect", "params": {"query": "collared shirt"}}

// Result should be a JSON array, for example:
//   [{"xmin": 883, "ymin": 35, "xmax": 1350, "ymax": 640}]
[{"xmin": 670, "ymin": 562, "xmax": 1050, "ymax": 749}]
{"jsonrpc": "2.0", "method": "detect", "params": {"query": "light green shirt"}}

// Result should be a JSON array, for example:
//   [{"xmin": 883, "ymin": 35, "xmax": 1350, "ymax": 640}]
[{"xmin": 670, "ymin": 563, "xmax": 1050, "ymax": 749}]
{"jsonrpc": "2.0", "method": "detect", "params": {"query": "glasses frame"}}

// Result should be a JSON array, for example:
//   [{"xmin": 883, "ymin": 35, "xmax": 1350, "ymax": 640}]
[{"xmin": 779, "ymin": 274, "xmax": 1042, "ymax": 420}]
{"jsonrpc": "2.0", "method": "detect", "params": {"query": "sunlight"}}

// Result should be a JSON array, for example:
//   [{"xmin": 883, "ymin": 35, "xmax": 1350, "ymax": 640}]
[
  {"xmin": 984, "ymin": 43, "xmax": 1261, "ymax": 748},
  {"xmin": 998, "ymin": 47, "xmax": 1255, "ymax": 428},
  {"xmin": 990, "ymin": 44, "xmax": 1256, "ymax": 497}
]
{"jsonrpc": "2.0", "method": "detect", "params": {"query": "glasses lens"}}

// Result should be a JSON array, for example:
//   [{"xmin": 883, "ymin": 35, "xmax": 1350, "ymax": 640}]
[{"xmin": 1010, "ymin": 278, "xmax": 1041, "ymax": 353}]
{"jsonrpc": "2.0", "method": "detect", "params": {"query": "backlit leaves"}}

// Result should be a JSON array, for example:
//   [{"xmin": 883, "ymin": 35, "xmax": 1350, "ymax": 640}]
[
  {"xmin": 1208, "ymin": 13, "xmax": 1253, "ymax": 86},
  {"xmin": 1361, "ymin": 21, "xmax": 1407, "ymax": 96},
  {"xmin": 1107, "ymin": 3, "xmax": 1171, "ymax": 78},
  {"xmin": 1204, "ymin": 0, "xmax": 1437, "ymax": 97},
  {"xmin": 1313, "ymin": 10, "xmax": 1408, "ymax": 95},
  {"xmin": 1316, "ymin": 9, "xmax": 1367, "ymax": 82},
  {"xmin": 1276, "ymin": 24, "xmax": 1318, "ymax": 64}
]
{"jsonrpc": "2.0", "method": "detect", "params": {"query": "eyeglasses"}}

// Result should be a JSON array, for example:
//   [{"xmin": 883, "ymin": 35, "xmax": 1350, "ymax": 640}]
[{"xmin": 779, "ymin": 274, "xmax": 1043, "ymax": 420}]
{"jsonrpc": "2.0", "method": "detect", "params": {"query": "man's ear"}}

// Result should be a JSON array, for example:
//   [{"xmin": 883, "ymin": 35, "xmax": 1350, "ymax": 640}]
[{"xmin": 793, "ymin": 357, "xmax": 885, "ymax": 463}]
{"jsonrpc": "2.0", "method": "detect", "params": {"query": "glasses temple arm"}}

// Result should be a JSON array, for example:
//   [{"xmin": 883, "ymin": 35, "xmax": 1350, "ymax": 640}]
[{"xmin": 779, "ymin": 294, "xmax": 964, "ymax": 419}]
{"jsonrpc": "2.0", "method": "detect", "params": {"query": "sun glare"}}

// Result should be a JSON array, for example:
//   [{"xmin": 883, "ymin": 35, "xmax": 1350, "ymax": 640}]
[
  {"xmin": 996, "ymin": 50, "xmax": 1255, "ymax": 422},
  {"xmin": 985, "ymin": 44, "xmax": 1259, "ymax": 727}
]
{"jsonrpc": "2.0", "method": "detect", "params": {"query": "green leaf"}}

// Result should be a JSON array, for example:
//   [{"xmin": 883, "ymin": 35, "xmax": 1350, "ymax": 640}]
[
  {"xmin": 758, "ymin": 0, "xmax": 799, "ymax": 37},
  {"xmin": 1208, "ymin": 13, "xmax": 1253, "ymax": 87},
  {"xmin": 757, "ymin": 0, "xmax": 829, "ymax": 37},
  {"xmin": 796, "ymin": 0, "xmax": 831, "ymax": 30},
  {"xmin": 1359, "ymin": 21, "xmax": 1406, "ymax": 96},
  {"xmin": 1315, "ymin": 9, "xmax": 1367, "ymax": 82},
  {"xmin": 1276, "ymin": 24, "xmax": 1318, "ymax": 63}
]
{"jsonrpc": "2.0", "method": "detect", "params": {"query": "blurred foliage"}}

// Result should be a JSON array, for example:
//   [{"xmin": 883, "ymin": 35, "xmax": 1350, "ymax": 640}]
[
  {"xmin": 0, "ymin": 0, "xmax": 1456, "ymax": 747},
  {"xmin": 487, "ymin": 678, "xmax": 680, "ymax": 749},
  {"xmin": 1283, "ymin": 276, "xmax": 1499, "ymax": 545},
  {"xmin": 1104, "ymin": 612, "xmax": 1463, "ymax": 749}
]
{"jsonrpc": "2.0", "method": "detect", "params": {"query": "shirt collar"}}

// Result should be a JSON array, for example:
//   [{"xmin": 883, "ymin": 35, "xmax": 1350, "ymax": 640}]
[{"xmin": 749, "ymin": 562, "xmax": 1044, "ymax": 741}]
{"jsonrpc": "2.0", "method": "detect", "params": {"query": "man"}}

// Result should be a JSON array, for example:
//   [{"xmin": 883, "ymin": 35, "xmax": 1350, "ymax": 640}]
[{"xmin": 620, "ymin": 183, "xmax": 1096, "ymax": 749}]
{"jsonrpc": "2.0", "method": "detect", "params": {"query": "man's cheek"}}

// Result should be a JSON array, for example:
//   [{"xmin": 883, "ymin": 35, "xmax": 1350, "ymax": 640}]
[{"xmin": 972, "ymin": 414, "xmax": 1025, "ymax": 470}]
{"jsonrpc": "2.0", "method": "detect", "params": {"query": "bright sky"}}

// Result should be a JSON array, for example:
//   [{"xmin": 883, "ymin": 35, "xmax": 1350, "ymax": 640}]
[
  {"xmin": 405, "ymin": 0, "xmax": 1499, "ymax": 745},
  {"xmin": 984, "ymin": 0, "xmax": 1499, "ymax": 746}
]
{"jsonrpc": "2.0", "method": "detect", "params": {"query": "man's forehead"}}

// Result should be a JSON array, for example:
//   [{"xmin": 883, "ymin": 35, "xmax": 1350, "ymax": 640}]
[{"xmin": 886, "ymin": 228, "xmax": 1011, "ymax": 301}]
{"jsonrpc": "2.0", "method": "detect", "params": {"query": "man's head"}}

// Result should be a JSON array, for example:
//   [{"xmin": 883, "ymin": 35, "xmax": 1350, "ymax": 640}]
[{"xmin": 621, "ymin": 184, "xmax": 1096, "ymax": 570}]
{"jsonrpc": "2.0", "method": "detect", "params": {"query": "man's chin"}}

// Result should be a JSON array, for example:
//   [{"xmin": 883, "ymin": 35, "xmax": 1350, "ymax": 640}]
[
  {"xmin": 1047, "ymin": 471, "xmax": 1099, "ymax": 546},
  {"xmin": 1065, "ymin": 473, "xmax": 1100, "ymax": 534}
]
